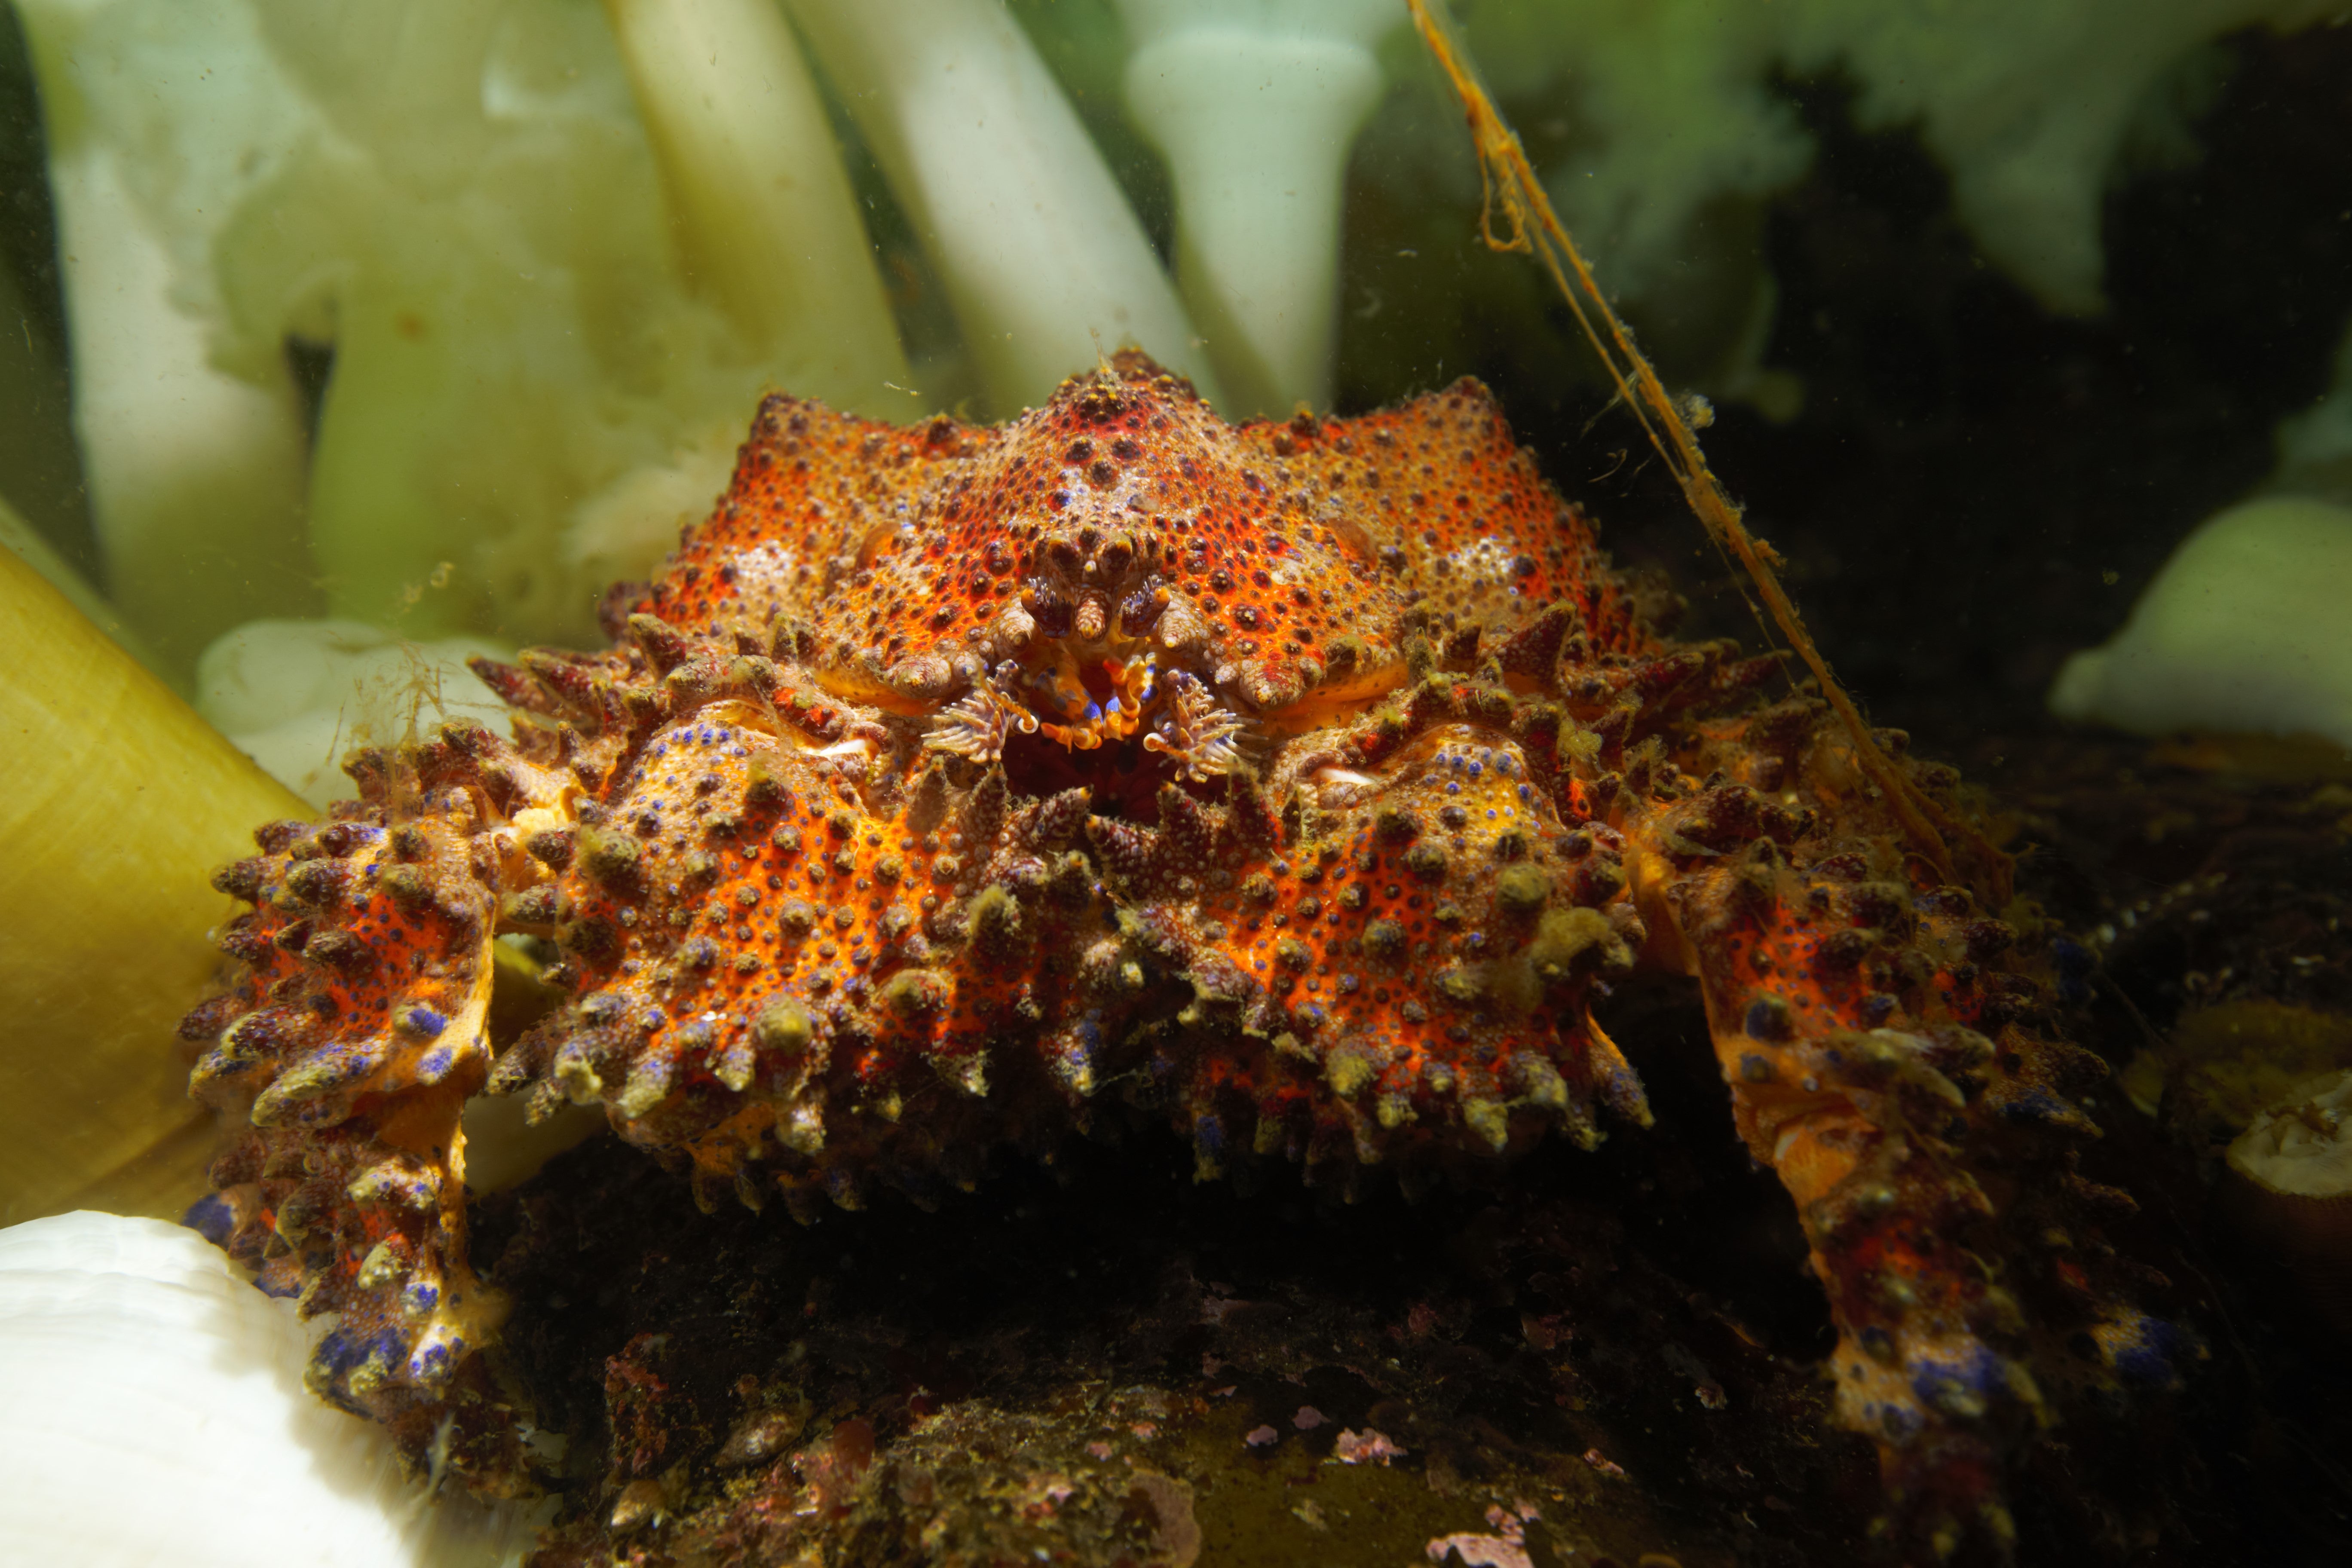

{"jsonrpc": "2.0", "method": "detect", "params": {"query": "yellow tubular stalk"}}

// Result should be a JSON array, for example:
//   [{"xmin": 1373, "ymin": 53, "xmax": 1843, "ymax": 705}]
[
  {"xmin": 0, "ymin": 539, "xmax": 307, "ymax": 1223},
  {"xmin": 1405, "ymin": 0, "xmax": 2008, "ymax": 900}
]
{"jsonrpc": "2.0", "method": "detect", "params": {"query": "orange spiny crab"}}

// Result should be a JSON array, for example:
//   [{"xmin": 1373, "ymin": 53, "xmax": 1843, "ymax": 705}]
[{"xmin": 179, "ymin": 351, "xmax": 2175, "ymax": 1541}]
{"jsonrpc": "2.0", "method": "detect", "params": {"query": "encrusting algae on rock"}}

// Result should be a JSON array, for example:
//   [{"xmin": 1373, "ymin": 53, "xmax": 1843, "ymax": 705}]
[{"xmin": 180, "ymin": 352, "xmax": 2184, "ymax": 1548}]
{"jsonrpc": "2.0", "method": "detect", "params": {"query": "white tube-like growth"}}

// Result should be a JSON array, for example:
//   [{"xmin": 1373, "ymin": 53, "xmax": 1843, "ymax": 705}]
[
  {"xmin": 785, "ymin": 0, "xmax": 1222, "ymax": 414},
  {"xmin": 193, "ymin": 617, "xmax": 515, "ymax": 808},
  {"xmin": 601, "ymin": 0, "xmax": 909, "ymax": 413},
  {"xmin": 15, "ymin": 0, "xmax": 318, "ymax": 677},
  {"xmin": 2048, "ymin": 496, "xmax": 2352, "ymax": 751},
  {"xmin": 0, "ymin": 1212, "xmax": 546, "ymax": 1566},
  {"xmin": 1116, "ymin": 0, "xmax": 1399, "ymax": 415}
]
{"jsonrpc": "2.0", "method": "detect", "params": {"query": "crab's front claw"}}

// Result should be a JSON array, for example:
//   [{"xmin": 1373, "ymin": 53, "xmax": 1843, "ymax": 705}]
[
  {"xmin": 180, "ymin": 720, "xmax": 572, "ymax": 1476},
  {"xmin": 1649, "ymin": 822, "xmax": 2173, "ymax": 1551}
]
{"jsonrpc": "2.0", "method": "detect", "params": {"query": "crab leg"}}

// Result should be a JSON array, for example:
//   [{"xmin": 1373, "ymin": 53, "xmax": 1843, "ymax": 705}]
[
  {"xmin": 178, "ymin": 719, "xmax": 574, "ymax": 1479},
  {"xmin": 1629, "ymin": 723, "xmax": 2174, "ymax": 1548}
]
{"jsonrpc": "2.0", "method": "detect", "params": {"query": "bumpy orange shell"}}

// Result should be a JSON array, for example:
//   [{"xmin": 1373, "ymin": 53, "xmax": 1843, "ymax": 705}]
[{"xmin": 181, "ymin": 353, "xmax": 2177, "ymax": 1539}]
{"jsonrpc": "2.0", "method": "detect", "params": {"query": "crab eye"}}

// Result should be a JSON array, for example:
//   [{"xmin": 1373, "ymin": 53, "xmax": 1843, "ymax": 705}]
[
  {"xmin": 1023, "ymin": 585, "xmax": 1074, "ymax": 638},
  {"xmin": 1118, "ymin": 584, "xmax": 1170, "ymax": 636}
]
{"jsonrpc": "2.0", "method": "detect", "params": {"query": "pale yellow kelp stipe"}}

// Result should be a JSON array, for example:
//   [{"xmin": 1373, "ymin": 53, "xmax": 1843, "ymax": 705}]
[{"xmin": 0, "ymin": 530, "xmax": 305, "ymax": 1222}]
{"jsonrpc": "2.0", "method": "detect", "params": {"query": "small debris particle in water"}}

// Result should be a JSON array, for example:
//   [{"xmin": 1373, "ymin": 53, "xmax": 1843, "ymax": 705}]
[
  {"xmin": 1427, "ymin": 1504, "xmax": 1534, "ymax": 1568},
  {"xmin": 1244, "ymin": 1424, "xmax": 1279, "ymax": 1449},
  {"xmin": 1127, "ymin": 1472, "xmax": 1201, "ymax": 1568},
  {"xmin": 1331, "ymin": 1427, "xmax": 1406, "ymax": 1465},
  {"xmin": 1662, "ymin": 1341, "xmax": 1728, "ymax": 1410},
  {"xmin": 609, "ymin": 1478, "xmax": 666, "ymax": 1534},
  {"xmin": 1292, "ymin": 1405, "xmax": 1326, "ymax": 1430}
]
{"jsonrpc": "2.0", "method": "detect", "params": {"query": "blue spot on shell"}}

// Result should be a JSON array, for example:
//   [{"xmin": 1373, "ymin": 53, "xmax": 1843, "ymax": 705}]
[
  {"xmin": 2050, "ymin": 937, "xmax": 2095, "ymax": 1004},
  {"xmin": 180, "ymin": 1193, "xmax": 235, "ymax": 1247},
  {"xmin": 1193, "ymin": 1113, "xmax": 1228, "ymax": 1164},
  {"xmin": 1998, "ymin": 1087, "xmax": 2074, "ymax": 1127},
  {"xmin": 1743, "ymin": 996, "xmax": 1792, "ymax": 1041},
  {"xmin": 2109, "ymin": 1313, "xmax": 2191, "ymax": 1388},
  {"xmin": 1054, "ymin": 1026, "xmax": 1099, "ymax": 1086},
  {"xmin": 1909, "ymin": 1345, "xmax": 2004, "ymax": 1412},
  {"xmin": 310, "ymin": 1327, "xmax": 359, "ymax": 1376}
]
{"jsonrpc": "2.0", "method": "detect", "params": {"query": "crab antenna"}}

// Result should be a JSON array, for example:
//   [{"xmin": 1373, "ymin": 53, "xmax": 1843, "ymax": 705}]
[{"xmin": 1403, "ymin": 0, "xmax": 2008, "ymax": 900}]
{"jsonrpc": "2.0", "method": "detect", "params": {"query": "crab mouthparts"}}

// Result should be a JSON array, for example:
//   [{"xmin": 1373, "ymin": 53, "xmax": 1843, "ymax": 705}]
[
  {"xmin": 926, "ymin": 633, "xmax": 1247, "ymax": 782},
  {"xmin": 1018, "ymin": 642, "xmax": 1157, "ymax": 750}
]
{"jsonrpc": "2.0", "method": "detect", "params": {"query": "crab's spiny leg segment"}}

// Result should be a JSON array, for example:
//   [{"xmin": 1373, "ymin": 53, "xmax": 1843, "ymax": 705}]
[
  {"xmin": 180, "ymin": 719, "xmax": 582, "ymax": 1473},
  {"xmin": 1632, "ymin": 717, "xmax": 2174, "ymax": 1544}
]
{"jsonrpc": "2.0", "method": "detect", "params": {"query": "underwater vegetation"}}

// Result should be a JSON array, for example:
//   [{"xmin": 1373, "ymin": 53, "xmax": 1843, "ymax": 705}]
[
  {"xmin": 2, "ymin": 3, "xmax": 2351, "ymax": 1566},
  {"xmin": 3, "ymin": 0, "xmax": 2345, "ymax": 677}
]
